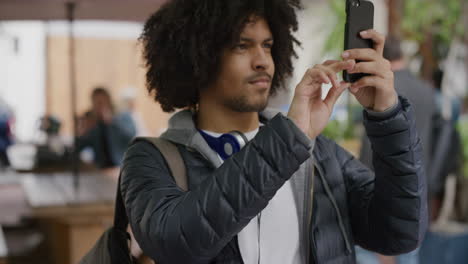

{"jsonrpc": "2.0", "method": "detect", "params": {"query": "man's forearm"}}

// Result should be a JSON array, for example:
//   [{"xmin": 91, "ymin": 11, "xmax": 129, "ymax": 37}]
[{"xmin": 364, "ymin": 96, "xmax": 428, "ymax": 254}]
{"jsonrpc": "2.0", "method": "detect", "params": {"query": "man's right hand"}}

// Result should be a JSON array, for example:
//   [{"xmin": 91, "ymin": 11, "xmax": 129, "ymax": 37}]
[{"xmin": 287, "ymin": 60, "xmax": 355, "ymax": 139}]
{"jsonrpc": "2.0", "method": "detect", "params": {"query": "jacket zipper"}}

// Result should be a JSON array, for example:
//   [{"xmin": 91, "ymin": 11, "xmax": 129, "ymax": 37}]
[{"xmin": 305, "ymin": 159, "xmax": 318, "ymax": 264}]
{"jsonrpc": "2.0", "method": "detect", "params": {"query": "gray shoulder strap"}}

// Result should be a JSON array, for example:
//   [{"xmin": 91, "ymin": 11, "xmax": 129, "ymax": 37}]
[{"xmin": 136, "ymin": 137, "xmax": 188, "ymax": 191}]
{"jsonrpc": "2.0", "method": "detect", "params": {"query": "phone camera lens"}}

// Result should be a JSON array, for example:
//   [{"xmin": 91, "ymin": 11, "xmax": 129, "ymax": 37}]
[{"xmin": 352, "ymin": 1, "xmax": 360, "ymax": 7}]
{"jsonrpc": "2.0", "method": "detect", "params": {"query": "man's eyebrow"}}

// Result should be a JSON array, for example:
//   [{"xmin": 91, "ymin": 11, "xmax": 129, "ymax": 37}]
[{"xmin": 239, "ymin": 37, "xmax": 274, "ymax": 42}]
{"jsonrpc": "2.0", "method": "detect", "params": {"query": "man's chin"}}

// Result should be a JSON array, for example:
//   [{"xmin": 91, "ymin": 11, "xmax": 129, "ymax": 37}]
[
  {"xmin": 224, "ymin": 96, "xmax": 269, "ymax": 113},
  {"xmin": 248, "ymin": 100, "xmax": 269, "ymax": 112}
]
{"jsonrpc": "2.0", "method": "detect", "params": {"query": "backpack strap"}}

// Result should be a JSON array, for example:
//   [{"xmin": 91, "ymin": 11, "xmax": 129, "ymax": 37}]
[
  {"xmin": 114, "ymin": 137, "xmax": 188, "ymax": 230},
  {"xmin": 137, "ymin": 137, "xmax": 188, "ymax": 191},
  {"xmin": 114, "ymin": 174, "xmax": 129, "ymax": 231}
]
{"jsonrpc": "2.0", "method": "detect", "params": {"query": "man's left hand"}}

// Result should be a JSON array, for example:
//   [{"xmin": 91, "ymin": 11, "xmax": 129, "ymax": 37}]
[{"xmin": 342, "ymin": 29, "xmax": 397, "ymax": 112}]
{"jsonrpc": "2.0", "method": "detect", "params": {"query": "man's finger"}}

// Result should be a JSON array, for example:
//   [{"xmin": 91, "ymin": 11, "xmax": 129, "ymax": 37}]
[
  {"xmin": 342, "ymin": 48, "xmax": 377, "ymax": 61},
  {"xmin": 315, "ymin": 65, "xmax": 339, "ymax": 88},
  {"xmin": 317, "ymin": 71, "xmax": 331, "ymax": 85},
  {"xmin": 300, "ymin": 68, "xmax": 331, "ymax": 87},
  {"xmin": 348, "ymin": 61, "xmax": 390, "ymax": 78},
  {"xmin": 350, "ymin": 75, "xmax": 382, "ymax": 91},
  {"xmin": 328, "ymin": 60, "xmax": 355, "ymax": 73},
  {"xmin": 323, "ymin": 60, "xmax": 340, "ymax": 66},
  {"xmin": 359, "ymin": 29, "xmax": 385, "ymax": 55},
  {"xmin": 324, "ymin": 81, "xmax": 350, "ymax": 110}
]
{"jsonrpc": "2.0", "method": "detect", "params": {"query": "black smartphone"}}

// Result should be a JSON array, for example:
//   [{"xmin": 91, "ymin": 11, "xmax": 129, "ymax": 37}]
[{"xmin": 343, "ymin": 0, "xmax": 374, "ymax": 83}]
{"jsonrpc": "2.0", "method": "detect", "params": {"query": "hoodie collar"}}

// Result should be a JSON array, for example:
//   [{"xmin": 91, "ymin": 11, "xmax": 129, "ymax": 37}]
[{"xmin": 159, "ymin": 108, "xmax": 283, "ymax": 168}]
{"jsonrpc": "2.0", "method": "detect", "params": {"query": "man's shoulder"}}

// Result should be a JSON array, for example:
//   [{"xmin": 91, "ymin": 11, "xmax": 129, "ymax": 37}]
[{"xmin": 125, "ymin": 139, "xmax": 164, "ymax": 161}]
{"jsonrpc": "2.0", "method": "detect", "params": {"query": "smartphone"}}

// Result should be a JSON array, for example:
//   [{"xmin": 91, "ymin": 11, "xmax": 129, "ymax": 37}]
[{"xmin": 343, "ymin": 0, "xmax": 374, "ymax": 83}]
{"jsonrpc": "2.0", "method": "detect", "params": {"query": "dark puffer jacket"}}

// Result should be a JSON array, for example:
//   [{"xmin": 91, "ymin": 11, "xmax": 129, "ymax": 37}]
[{"xmin": 120, "ymin": 97, "xmax": 427, "ymax": 264}]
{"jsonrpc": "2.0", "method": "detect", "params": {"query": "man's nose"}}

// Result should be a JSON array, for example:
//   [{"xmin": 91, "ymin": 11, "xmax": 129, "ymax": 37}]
[{"xmin": 252, "ymin": 46, "xmax": 271, "ymax": 71}]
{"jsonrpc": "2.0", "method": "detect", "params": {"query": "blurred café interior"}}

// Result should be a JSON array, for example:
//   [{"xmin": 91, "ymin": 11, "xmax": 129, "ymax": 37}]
[{"xmin": 0, "ymin": 0, "xmax": 467, "ymax": 264}]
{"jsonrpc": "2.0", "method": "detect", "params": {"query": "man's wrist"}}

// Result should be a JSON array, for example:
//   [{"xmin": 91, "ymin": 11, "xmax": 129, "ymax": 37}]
[
  {"xmin": 365, "ymin": 97, "xmax": 402, "ymax": 121},
  {"xmin": 368, "ymin": 91, "xmax": 398, "ymax": 112}
]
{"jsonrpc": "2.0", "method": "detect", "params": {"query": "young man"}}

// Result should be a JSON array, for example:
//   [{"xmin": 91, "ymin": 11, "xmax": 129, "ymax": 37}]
[{"xmin": 121, "ymin": 1, "xmax": 427, "ymax": 263}]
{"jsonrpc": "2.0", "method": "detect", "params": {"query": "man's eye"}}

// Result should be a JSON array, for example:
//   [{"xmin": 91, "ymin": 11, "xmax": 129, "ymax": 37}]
[
  {"xmin": 236, "ymin": 43, "xmax": 248, "ymax": 50},
  {"xmin": 263, "ymin": 43, "xmax": 273, "ymax": 49}
]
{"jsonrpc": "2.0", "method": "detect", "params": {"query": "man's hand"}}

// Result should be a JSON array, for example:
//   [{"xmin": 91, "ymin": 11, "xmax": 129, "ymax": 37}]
[
  {"xmin": 288, "ymin": 60, "xmax": 354, "ymax": 139},
  {"xmin": 342, "ymin": 29, "xmax": 397, "ymax": 112}
]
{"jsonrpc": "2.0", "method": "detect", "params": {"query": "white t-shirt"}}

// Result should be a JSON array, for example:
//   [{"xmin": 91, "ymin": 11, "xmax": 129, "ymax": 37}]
[{"xmin": 201, "ymin": 127, "xmax": 302, "ymax": 264}]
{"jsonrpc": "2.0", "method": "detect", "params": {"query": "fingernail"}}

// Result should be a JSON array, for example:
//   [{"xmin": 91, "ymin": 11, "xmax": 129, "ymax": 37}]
[
  {"xmin": 360, "ymin": 31, "xmax": 367, "ymax": 36},
  {"xmin": 342, "ymin": 52, "xmax": 349, "ymax": 58}
]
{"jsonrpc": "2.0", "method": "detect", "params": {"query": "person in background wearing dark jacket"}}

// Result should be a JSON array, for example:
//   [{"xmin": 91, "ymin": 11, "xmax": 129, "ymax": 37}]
[
  {"xmin": 357, "ymin": 37, "xmax": 435, "ymax": 264},
  {"xmin": 120, "ymin": 1, "xmax": 428, "ymax": 263},
  {"xmin": 77, "ymin": 87, "xmax": 136, "ymax": 169},
  {"xmin": 0, "ymin": 98, "xmax": 14, "ymax": 168}
]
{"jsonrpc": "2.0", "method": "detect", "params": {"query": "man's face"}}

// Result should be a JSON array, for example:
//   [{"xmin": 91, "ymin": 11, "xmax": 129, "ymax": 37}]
[{"xmin": 206, "ymin": 16, "xmax": 275, "ymax": 112}]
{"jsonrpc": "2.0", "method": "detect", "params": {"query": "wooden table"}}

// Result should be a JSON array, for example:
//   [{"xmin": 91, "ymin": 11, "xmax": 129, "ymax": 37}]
[
  {"xmin": 21, "ymin": 172, "xmax": 118, "ymax": 264},
  {"xmin": 0, "ymin": 170, "xmax": 31, "ymax": 226}
]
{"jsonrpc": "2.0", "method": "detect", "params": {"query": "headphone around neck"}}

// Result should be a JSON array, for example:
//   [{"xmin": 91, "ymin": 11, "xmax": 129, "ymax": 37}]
[{"xmin": 198, "ymin": 130, "xmax": 248, "ymax": 160}]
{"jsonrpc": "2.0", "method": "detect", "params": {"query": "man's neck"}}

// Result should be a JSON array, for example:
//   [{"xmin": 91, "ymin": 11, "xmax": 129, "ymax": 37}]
[{"xmin": 197, "ymin": 100, "xmax": 260, "ymax": 134}]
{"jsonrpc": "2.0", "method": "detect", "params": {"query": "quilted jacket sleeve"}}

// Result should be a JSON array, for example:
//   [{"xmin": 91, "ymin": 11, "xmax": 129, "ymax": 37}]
[
  {"xmin": 339, "ymin": 96, "xmax": 428, "ymax": 255},
  {"xmin": 120, "ymin": 114, "xmax": 312, "ymax": 263}
]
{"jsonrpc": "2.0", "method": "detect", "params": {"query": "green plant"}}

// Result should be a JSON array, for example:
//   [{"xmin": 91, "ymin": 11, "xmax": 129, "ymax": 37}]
[
  {"xmin": 323, "ymin": 0, "xmax": 346, "ymax": 57},
  {"xmin": 402, "ymin": 0, "xmax": 464, "ymax": 48},
  {"xmin": 324, "ymin": 0, "xmax": 465, "ymax": 80},
  {"xmin": 401, "ymin": 0, "xmax": 464, "ymax": 78},
  {"xmin": 457, "ymin": 120, "xmax": 468, "ymax": 178},
  {"xmin": 322, "ymin": 119, "xmax": 355, "ymax": 141}
]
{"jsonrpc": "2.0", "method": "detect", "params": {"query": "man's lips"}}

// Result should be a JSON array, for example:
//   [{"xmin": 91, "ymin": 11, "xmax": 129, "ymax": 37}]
[{"xmin": 249, "ymin": 78, "xmax": 271, "ymax": 87}]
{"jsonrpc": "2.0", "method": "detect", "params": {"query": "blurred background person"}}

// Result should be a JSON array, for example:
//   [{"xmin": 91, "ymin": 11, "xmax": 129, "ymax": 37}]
[
  {"xmin": 0, "ymin": 97, "xmax": 14, "ymax": 168},
  {"xmin": 76, "ymin": 87, "xmax": 136, "ymax": 169},
  {"xmin": 426, "ymin": 68, "xmax": 463, "ymax": 221},
  {"xmin": 119, "ymin": 87, "xmax": 149, "ymax": 136}
]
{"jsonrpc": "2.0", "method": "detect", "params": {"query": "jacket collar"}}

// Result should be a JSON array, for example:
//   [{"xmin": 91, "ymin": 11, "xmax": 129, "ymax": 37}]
[{"xmin": 159, "ymin": 108, "xmax": 284, "ymax": 168}]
